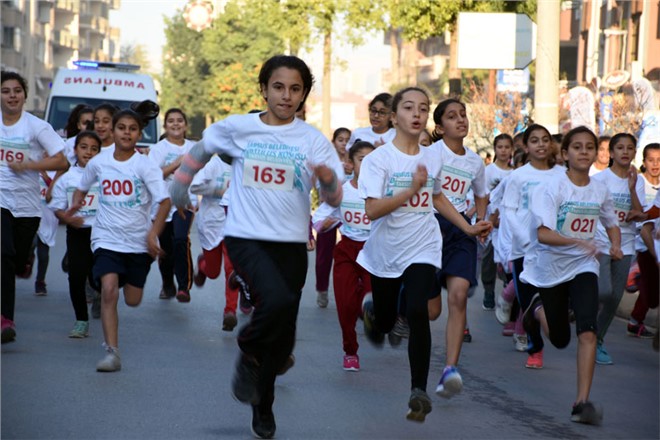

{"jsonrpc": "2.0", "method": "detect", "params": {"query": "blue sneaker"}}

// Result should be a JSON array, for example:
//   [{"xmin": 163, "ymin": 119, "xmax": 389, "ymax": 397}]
[
  {"xmin": 596, "ymin": 342, "xmax": 613, "ymax": 365},
  {"xmin": 435, "ymin": 366, "xmax": 463, "ymax": 398}
]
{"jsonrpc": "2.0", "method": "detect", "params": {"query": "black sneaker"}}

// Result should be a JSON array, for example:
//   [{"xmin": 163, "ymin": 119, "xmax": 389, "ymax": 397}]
[
  {"xmin": 523, "ymin": 293, "xmax": 542, "ymax": 338},
  {"xmin": 251, "ymin": 404, "xmax": 276, "ymax": 439},
  {"xmin": 627, "ymin": 323, "xmax": 655, "ymax": 339},
  {"xmin": 482, "ymin": 291, "xmax": 495, "ymax": 310},
  {"xmin": 159, "ymin": 284, "xmax": 176, "ymax": 299},
  {"xmin": 571, "ymin": 401, "xmax": 603, "ymax": 425},
  {"xmin": 406, "ymin": 388, "xmax": 432, "ymax": 422},
  {"xmin": 388, "ymin": 316, "xmax": 409, "ymax": 347},
  {"xmin": 232, "ymin": 353, "xmax": 261, "ymax": 405},
  {"xmin": 362, "ymin": 299, "xmax": 384, "ymax": 347}
]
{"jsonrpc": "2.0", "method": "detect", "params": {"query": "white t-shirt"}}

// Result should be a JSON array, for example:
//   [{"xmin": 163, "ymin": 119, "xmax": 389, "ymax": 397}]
[
  {"xmin": 202, "ymin": 113, "xmax": 344, "ymax": 243},
  {"xmin": 149, "ymin": 138, "xmax": 196, "ymax": 221},
  {"xmin": 65, "ymin": 136, "xmax": 77, "ymax": 165},
  {"xmin": 589, "ymin": 164, "xmax": 607, "ymax": 176},
  {"xmin": 37, "ymin": 171, "xmax": 58, "ymax": 247},
  {"xmin": 591, "ymin": 168, "xmax": 645, "ymax": 255},
  {"xmin": 347, "ymin": 126, "xmax": 396, "ymax": 151},
  {"xmin": 428, "ymin": 139, "xmax": 487, "ymax": 214},
  {"xmin": 190, "ymin": 155, "xmax": 232, "ymax": 250},
  {"xmin": 485, "ymin": 162, "xmax": 512, "ymax": 193},
  {"xmin": 1, "ymin": 111, "xmax": 65, "ymax": 217},
  {"xmin": 312, "ymin": 180, "xmax": 370, "ymax": 242},
  {"xmin": 520, "ymin": 172, "xmax": 618, "ymax": 288},
  {"xmin": 488, "ymin": 173, "xmax": 511, "ymax": 265},
  {"xmin": 49, "ymin": 165, "xmax": 100, "ymax": 228},
  {"xmin": 99, "ymin": 143, "xmax": 115, "ymax": 156},
  {"xmin": 635, "ymin": 174, "xmax": 660, "ymax": 252},
  {"xmin": 356, "ymin": 142, "xmax": 443, "ymax": 278},
  {"xmin": 502, "ymin": 163, "xmax": 566, "ymax": 261},
  {"xmin": 78, "ymin": 151, "xmax": 169, "ymax": 253}
]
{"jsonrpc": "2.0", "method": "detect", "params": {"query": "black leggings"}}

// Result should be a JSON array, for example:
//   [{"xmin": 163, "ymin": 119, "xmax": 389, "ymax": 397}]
[
  {"xmin": 67, "ymin": 226, "xmax": 96, "ymax": 321},
  {"xmin": 538, "ymin": 272, "xmax": 598, "ymax": 349},
  {"xmin": 225, "ymin": 237, "xmax": 308, "ymax": 409},
  {"xmin": 1, "ymin": 209, "xmax": 40, "ymax": 321},
  {"xmin": 511, "ymin": 257, "xmax": 543, "ymax": 354},
  {"xmin": 371, "ymin": 263, "xmax": 436, "ymax": 392}
]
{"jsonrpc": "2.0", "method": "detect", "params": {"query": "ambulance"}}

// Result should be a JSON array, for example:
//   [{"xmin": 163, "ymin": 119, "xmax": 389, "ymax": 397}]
[{"xmin": 45, "ymin": 60, "xmax": 160, "ymax": 150}]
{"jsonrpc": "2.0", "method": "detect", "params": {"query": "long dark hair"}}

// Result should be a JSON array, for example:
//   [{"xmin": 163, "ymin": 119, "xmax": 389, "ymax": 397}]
[{"xmin": 258, "ymin": 55, "xmax": 314, "ymax": 112}]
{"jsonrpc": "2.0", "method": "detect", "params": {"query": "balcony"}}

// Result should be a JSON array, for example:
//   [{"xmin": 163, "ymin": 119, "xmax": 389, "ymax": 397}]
[
  {"xmin": 54, "ymin": 0, "xmax": 79, "ymax": 14},
  {"xmin": 52, "ymin": 29, "xmax": 79, "ymax": 49},
  {"xmin": 79, "ymin": 15, "xmax": 109, "ymax": 35}
]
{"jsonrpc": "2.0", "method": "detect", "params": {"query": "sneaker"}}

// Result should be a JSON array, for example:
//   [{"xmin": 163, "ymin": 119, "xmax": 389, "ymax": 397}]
[
  {"xmin": 627, "ymin": 323, "xmax": 655, "ymax": 339},
  {"xmin": 239, "ymin": 296, "xmax": 253, "ymax": 315},
  {"xmin": 96, "ymin": 345, "xmax": 121, "ymax": 372},
  {"xmin": 316, "ymin": 290, "xmax": 329, "ymax": 308},
  {"xmin": 1, "ymin": 315, "xmax": 16, "ymax": 344},
  {"xmin": 525, "ymin": 350, "xmax": 543, "ymax": 369},
  {"xmin": 91, "ymin": 291, "xmax": 101, "ymax": 319},
  {"xmin": 502, "ymin": 322, "xmax": 515, "ymax": 337},
  {"xmin": 222, "ymin": 312, "xmax": 237, "ymax": 332},
  {"xmin": 596, "ymin": 342, "xmax": 613, "ymax": 365},
  {"xmin": 362, "ymin": 296, "xmax": 384, "ymax": 346},
  {"xmin": 193, "ymin": 254, "xmax": 207, "ymax": 287},
  {"xmin": 523, "ymin": 293, "xmax": 542, "ymax": 340},
  {"xmin": 482, "ymin": 291, "xmax": 495, "ymax": 310},
  {"xmin": 436, "ymin": 366, "xmax": 463, "ymax": 398},
  {"xmin": 406, "ymin": 388, "xmax": 432, "ymax": 422},
  {"xmin": 251, "ymin": 404, "xmax": 276, "ymax": 439},
  {"xmin": 277, "ymin": 354, "xmax": 295, "ymax": 376},
  {"xmin": 495, "ymin": 293, "xmax": 512, "ymax": 325},
  {"xmin": 388, "ymin": 316, "xmax": 410, "ymax": 347},
  {"xmin": 159, "ymin": 284, "xmax": 176, "ymax": 300},
  {"xmin": 232, "ymin": 353, "xmax": 261, "ymax": 405},
  {"xmin": 34, "ymin": 280, "xmax": 47, "ymax": 296},
  {"xmin": 176, "ymin": 290, "xmax": 191, "ymax": 303},
  {"xmin": 571, "ymin": 401, "xmax": 603, "ymax": 425},
  {"xmin": 513, "ymin": 333, "xmax": 528, "ymax": 352},
  {"xmin": 69, "ymin": 320, "xmax": 89, "ymax": 338},
  {"xmin": 463, "ymin": 328, "xmax": 472, "ymax": 343},
  {"xmin": 343, "ymin": 354, "xmax": 360, "ymax": 372},
  {"xmin": 626, "ymin": 262, "xmax": 640, "ymax": 292}
]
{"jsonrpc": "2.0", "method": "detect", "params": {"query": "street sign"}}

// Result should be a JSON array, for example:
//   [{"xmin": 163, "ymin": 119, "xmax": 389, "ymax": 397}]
[
  {"xmin": 497, "ymin": 68, "xmax": 530, "ymax": 93},
  {"xmin": 457, "ymin": 13, "xmax": 537, "ymax": 70}
]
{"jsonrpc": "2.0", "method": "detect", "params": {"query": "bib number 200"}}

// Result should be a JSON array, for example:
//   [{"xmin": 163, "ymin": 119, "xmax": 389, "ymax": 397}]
[{"xmin": 102, "ymin": 179, "xmax": 133, "ymax": 196}]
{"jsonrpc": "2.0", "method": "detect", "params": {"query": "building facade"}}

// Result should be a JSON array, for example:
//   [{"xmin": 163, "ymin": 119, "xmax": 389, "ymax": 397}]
[{"xmin": 1, "ymin": 0, "xmax": 121, "ymax": 114}]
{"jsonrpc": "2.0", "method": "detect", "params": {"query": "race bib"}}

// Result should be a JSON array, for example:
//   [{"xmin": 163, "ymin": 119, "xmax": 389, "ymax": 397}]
[
  {"xmin": 99, "ymin": 172, "xmax": 143, "ymax": 207},
  {"xmin": 341, "ymin": 202, "xmax": 370, "ymax": 231},
  {"xmin": 0, "ymin": 141, "xmax": 29, "ymax": 166},
  {"xmin": 243, "ymin": 158, "xmax": 294, "ymax": 191},
  {"xmin": 440, "ymin": 165, "xmax": 471, "ymax": 199},
  {"xmin": 396, "ymin": 186, "xmax": 432, "ymax": 213},
  {"xmin": 67, "ymin": 186, "xmax": 100, "ymax": 216},
  {"xmin": 560, "ymin": 211, "xmax": 598, "ymax": 240},
  {"xmin": 614, "ymin": 209, "xmax": 629, "ymax": 225}
]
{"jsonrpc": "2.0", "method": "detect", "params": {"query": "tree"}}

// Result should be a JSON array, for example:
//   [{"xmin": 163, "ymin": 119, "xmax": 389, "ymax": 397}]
[{"xmin": 119, "ymin": 43, "xmax": 152, "ymax": 72}]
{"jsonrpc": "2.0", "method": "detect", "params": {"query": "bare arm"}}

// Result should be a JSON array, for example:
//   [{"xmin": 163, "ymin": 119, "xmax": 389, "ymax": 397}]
[
  {"xmin": 315, "ymin": 165, "xmax": 342, "ymax": 207},
  {"xmin": 147, "ymin": 198, "xmax": 172, "ymax": 258},
  {"xmin": 9, "ymin": 151, "xmax": 68, "ymax": 173},
  {"xmin": 364, "ymin": 165, "xmax": 427, "ymax": 220},
  {"xmin": 433, "ymin": 192, "xmax": 492, "ymax": 239}
]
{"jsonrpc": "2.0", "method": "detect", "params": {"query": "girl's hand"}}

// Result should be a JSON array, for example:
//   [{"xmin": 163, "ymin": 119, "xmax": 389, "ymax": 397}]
[
  {"xmin": 67, "ymin": 215, "xmax": 85, "ymax": 229},
  {"xmin": 626, "ymin": 209, "xmax": 647, "ymax": 223},
  {"xmin": 307, "ymin": 237, "xmax": 316, "ymax": 251},
  {"xmin": 411, "ymin": 165, "xmax": 428, "ymax": 192},
  {"xmin": 575, "ymin": 239, "xmax": 598, "ymax": 256},
  {"xmin": 374, "ymin": 137, "xmax": 386, "ymax": 148},
  {"xmin": 147, "ymin": 231, "xmax": 164, "ymax": 259},
  {"xmin": 313, "ymin": 164, "xmax": 335, "ymax": 186},
  {"xmin": 322, "ymin": 218, "xmax": 340, "ymax": 231},
  {"xmin": 609, "ymin": 245, "xmax": 623, "ymax": 261},
  {"xmin": 8, "ymin": 161, "xmax": 29, "ymax": 173},
  {"xmin": 627, "ymin": 166, "xmax": 638, "ymax": 190},
  {"xmin": 467, "ymin": 220, "xmax": 493, "ymax": 240}
]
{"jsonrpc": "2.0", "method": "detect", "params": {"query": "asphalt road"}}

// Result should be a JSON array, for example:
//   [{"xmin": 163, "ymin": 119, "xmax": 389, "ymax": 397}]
[{"xmin": 2, "ymin": 224, "xmax": 658, "ymax": 439}]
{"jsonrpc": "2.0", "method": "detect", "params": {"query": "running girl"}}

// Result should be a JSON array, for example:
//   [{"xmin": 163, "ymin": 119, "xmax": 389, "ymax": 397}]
[
  {"xmin": 64, "ymin": 104, "xmax": 94, "ymax": 164},
  {"xmin": 426, "ymin": 98, "xmax": 489, "ymax": 397},
  {"xmin": 49, "ymin": 131, "xmax": 102, "ymax": 338},
  {"xmin": 501, "ymin": 123, "xmax": 565, "ymax": 369},
  {"xmin": 1, "ymin": 71, "xmax": 68, "ymax": 344},
  {"xmin": 520, "ymin": 126, "xmax": 621, "ymax": 425},
  {"xmin": 149, "ymin": 108, "xmax": 196, "ymax": 302},
  {"xmin": 92, "ymin": 103, "xmax": 117, "ymax": 155},
  {"xmin": 68, "ymin": 106, "xmax": 169, "ymax": 372},
  {"xmin": 347, "ymin": 93, "xmax": 395, "ymax": 149},
  {"xmin": 312, "ymin": 141, "xmax": 374, "ymax": 371},
  {"xmin": 591, "ymin": 133, "xmax": 644, "ymax": 364},
  {"xmin": 357, "ymin": 87, "xmax": 491, "ymax": 422},
  {"xmin": 190, "ymin": 154, "xmax": 240, "ymax": 330},
  {"xmin": 170, "ymin": 55, "xmax": 344, "ymax": 440}
]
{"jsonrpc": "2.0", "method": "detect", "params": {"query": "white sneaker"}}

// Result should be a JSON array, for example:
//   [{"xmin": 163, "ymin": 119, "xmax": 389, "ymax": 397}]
[
  {"xmin": 96, "ymin": 344, "xmax": 121, "ymax": 372},
  {"xmin": 316, "ymin": 291, "xmax": 329, "ymax": 308},
  {"xmin": 495, "ymin": 293, "xmax": 512, "ymax": 325},
  {"xmin": 513, "ymin": 333, "xmax": 528, "ymax": 352}
]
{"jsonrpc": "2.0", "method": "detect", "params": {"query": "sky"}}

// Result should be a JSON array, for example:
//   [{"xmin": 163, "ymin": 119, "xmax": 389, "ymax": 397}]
[{"xmin": 109, "ymin": 0, "xmax": 390, "ymax": 96}]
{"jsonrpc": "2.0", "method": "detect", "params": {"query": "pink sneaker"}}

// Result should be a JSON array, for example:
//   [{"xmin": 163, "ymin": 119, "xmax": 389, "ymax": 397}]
[
  {"xmin": 502, "ymin": 322, "xmax": 515, "ymax": 337},
  {"xmin": 525, "ymin": 350, "xmax": 543, "ymax": 369},
  {"xmin": 1, "ymin": 315, "xmax": 16, "ymax": 344},
  {"xmin": 343, "ymin": 354, "xmax": 360, "ymax": 372}
]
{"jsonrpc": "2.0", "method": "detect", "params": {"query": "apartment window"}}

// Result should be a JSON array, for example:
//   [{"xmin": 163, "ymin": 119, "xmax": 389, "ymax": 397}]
[
  {"xmin": 14, "ymin": 28, "xmax": 21, "ymax": 52},
  {"xmin": 36, "ymin": 39, "xmax": 45, "ymax": 62}
]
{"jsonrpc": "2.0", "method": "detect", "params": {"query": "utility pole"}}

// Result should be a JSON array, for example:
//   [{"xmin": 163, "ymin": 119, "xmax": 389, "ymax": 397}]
[{"xmin": 534, "ymin": 0, "xmax": 560, "ymax": 133}]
